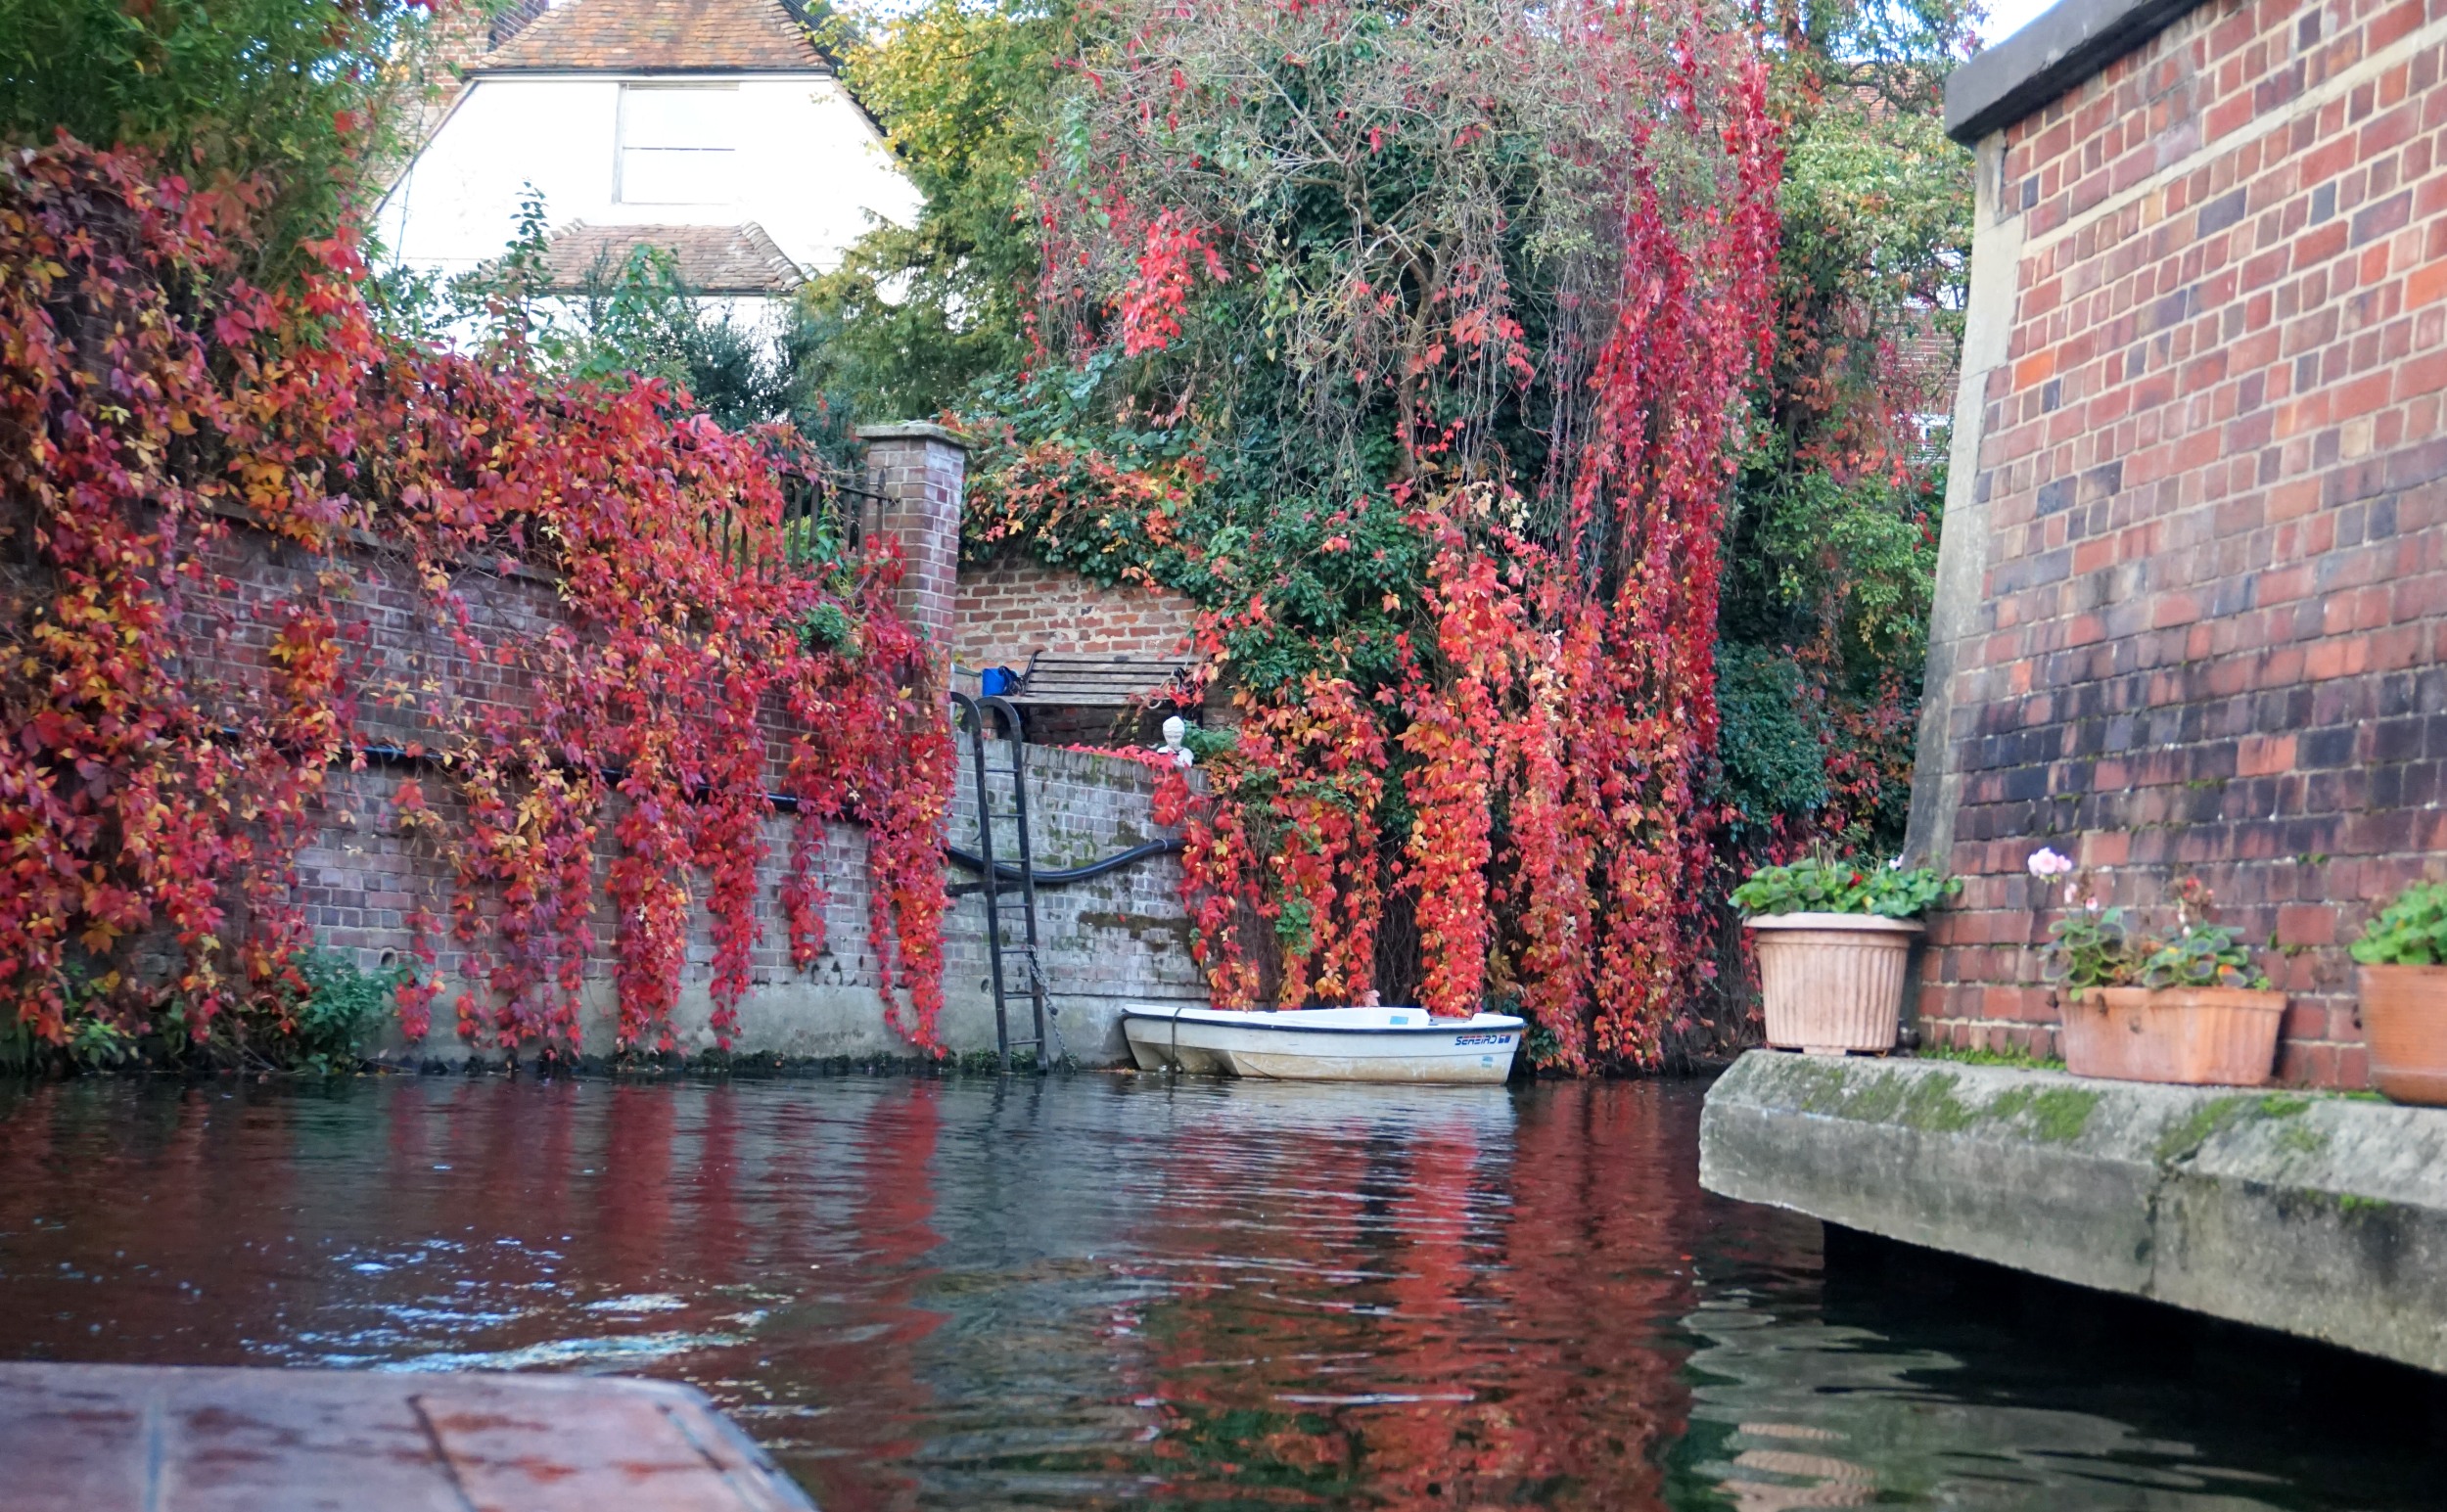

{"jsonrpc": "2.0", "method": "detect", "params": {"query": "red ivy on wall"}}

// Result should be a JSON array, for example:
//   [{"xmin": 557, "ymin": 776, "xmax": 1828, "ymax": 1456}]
[
  {"xmin": 0, "ymin": 144, "xmax": 953, "ymax": 1057},
  {"xmin": 1134, "ymin": 33, "xmax": 1781, "ymax": 1070}
]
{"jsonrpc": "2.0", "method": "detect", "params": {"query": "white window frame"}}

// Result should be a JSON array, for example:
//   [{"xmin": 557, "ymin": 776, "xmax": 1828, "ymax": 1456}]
[{"xmin": 614, "ymin": 82, "xmax": 740, "ymax": 206}]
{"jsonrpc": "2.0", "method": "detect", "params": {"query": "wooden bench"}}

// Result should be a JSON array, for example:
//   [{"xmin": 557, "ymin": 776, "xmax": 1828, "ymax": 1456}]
[{"xmin": 1007, "ymin": 652, "xmax": 1197, "ymax": 709}]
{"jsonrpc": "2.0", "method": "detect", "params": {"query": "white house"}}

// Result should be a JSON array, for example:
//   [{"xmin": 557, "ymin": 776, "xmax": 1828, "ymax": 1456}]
[{"xmin": 375, "ymin": 0, "xmax": 920, "ymax": 326}]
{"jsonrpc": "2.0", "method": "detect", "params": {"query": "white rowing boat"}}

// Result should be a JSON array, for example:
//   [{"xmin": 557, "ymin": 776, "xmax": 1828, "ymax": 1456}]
[{"xmin": 1121, "ymin": 1004, "xmax": 1527, "ymax": 1083}]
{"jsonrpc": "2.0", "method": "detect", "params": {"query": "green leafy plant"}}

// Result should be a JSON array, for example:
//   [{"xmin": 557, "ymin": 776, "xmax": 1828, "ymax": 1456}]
[
  {"xmin": 2350, "ymin": 881, "xmax": 2447, "ymax": 966},
  {"xmin": 273, "ymin": 950, "xmax": 403, "ymax": 1075},
  {"xmin": 2135, "ymin": 926, "xmax": 2262, "ymax": 990},
  {"xmin": 0, "ymin": 0, "xmax": 454, "ymax": 286},
  {"xmin": 1731, "ymin": 854, "xmax": 1957, "ymax": 919},
  {"xmin": 795, "ymin": 601, "xmax": 858, "ymax": 654},
  {"xmin": 1180, "ymin": 722, "xmax": 1237, "ymax": 761}
]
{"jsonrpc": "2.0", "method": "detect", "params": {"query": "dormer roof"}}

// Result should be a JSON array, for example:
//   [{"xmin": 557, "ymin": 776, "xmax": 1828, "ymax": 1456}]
[
  {"xmin": 475, "ymin": 0, "xmax": 827, "ymax": 74},
  {"xmin": 542, "ymin": 222, "xmax": 808, "ymax": 295}
]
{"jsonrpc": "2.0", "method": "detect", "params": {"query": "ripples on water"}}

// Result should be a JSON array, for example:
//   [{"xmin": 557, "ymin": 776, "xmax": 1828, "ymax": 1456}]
[{"xmin": 0, "ymin": 1075, "xmax": 2434, "ymax": 1509}]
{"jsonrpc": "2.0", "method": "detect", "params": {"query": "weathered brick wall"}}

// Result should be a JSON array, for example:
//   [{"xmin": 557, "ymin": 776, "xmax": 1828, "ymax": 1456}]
[
  {"xmin": 954, "ymin": 549, "xmax": 1201, "ymax": 671},
  {"xmin": 1914, "ymin": 0, "xmax": 2447, "ymax": 1085},
  {"xmin": 174, "ymin": 510, "xmax": 1197, "ymax": 1065}
]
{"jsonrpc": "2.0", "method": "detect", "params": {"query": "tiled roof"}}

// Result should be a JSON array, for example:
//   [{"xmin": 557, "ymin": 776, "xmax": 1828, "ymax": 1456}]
[
  {"xmin": 477, "ymin": 0, "xmax": 826, "ymax": 73},
  {"xmin": 542, "ymin": 222, "xmax": 807, "ymax": 294},
  {"xmin": 489, "ymin": 0, "xmax": 551, "ymax": 47}
]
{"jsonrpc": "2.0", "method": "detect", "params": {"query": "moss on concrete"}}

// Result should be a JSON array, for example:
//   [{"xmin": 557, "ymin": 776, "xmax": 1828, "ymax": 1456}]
[
  {"xmin": 1983, "ymin": 1083, "xmax": 2104, "ymax": 1143},
  {"xmin": 1917, "ymin": 1043, "xmax": 2069, "ymax": 1073},
  {"xmin": 1704, "ymin": 1050, "xmax": 2447, "ymax": 1374},
  {"xmin": 2152, "ymin": 1092, "xmax": 2313, "ymax": 1165},
  {"xmin": 1778, "ymin": 1057, "xmax": 2099, "ymax": 1141},
  {"xmin": 2274, "ymin": 1122, "xmax": 2331, "ymax": 1157},
  {"xmin": 1788, "ymin": 1062, "xmax": 1978, "ymax": 1131}
]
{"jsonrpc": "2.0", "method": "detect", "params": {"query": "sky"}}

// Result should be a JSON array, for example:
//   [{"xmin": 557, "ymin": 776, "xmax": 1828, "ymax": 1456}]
[{"xmin": 1980, "ymin": 0, "xmax": 2058, "ymax": 47}]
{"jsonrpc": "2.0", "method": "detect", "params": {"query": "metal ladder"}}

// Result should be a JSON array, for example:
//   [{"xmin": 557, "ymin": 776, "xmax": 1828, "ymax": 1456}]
[{"xmin": 950, "ymin": 692, "xmax": 1059, "ymax": 1070}]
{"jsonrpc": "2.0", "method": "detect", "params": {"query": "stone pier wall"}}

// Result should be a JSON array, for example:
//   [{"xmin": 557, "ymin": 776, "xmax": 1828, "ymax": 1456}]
[{"xmin": 1701, "ymin": 1050, "xmax": 2447, "ymax": 1372}]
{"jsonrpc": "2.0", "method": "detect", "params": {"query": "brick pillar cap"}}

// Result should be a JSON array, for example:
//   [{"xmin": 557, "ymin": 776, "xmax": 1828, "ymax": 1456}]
[{"xmin": 856, "ymin": 422, "xmax": 971, "ymax": 450}]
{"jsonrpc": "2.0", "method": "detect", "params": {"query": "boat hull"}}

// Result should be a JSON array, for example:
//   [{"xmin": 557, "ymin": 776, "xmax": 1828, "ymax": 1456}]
[{"xmin": 1122, "ymin": 1006, "xmax": 1524, "ymax": 1084}]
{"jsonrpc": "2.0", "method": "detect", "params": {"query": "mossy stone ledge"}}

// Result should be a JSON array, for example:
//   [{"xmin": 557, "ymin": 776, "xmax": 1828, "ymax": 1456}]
[{"xmin": 1700, "ymin": 1050, "xmax": 2447, "ymax": 1373}]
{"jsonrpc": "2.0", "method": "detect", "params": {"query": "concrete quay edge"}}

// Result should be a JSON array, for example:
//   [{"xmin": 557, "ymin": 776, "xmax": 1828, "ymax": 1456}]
[{"xmin": 1699, "ymin": 1049, "xmax": 2447, "ymax": 1372}]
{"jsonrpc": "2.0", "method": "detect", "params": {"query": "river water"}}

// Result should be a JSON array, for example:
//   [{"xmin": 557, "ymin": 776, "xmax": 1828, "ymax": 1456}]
[{"xmin": 0, "ymin": 1074, "xmax": 2433, "ymax": 1509}]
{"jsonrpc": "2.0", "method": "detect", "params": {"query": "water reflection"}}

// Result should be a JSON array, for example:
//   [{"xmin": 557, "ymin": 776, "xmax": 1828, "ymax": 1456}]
[
  {"xmin": 0, "ymin": 1076, "xmax": 2432, "ymax": 1509},
  {"xmin": 1681, "ymin": 1301, "xmax": 2272, "ymax": 1509}
]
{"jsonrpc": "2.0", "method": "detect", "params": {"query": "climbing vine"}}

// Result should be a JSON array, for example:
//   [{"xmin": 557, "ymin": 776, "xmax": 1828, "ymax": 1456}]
[
  {"xmin": 0, "ymin": 142, "xmax": 952, "ymax": 1060},
  {"xmin": 976, "ymin": 0, "xmax": 1778, "ymax": 1067}
]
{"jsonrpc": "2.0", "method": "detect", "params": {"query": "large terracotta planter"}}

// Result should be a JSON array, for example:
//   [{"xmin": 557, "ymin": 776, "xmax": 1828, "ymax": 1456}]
[
  {"xmin": 2358, "ymin": 965, "xmax": 2447, "ymax": 1105},
  {"xmin": 1746, "ymin": 913, "xmax": 1921, "ymax": 1055},
  {"xmin": 2059, "ymin": 986, "xmax": 2285, "ymax": 1085}
]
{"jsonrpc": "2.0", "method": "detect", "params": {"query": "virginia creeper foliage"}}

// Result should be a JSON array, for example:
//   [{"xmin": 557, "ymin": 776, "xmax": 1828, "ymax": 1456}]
[
  {"xmin": 996, "ymin": 0, "xmax": 1781, "ymax": 1067},
  {"xmin": 0, "ymin": 144, "xmax": 953, "ymax": 1058}
]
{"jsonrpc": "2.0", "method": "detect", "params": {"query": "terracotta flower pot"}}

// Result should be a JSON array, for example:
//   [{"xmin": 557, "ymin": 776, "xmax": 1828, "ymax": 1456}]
[
  {"xmin": 1745, "ymin": 913, "xmax": 1921, "ymax": 1055},
  {"xmin": 2059, "ymin": 985, "xmax": 2285, "ymax": 1085},
  {"xmin": 2357, "ymin": 965, "xmax": 2447, "ymax": 1106}
]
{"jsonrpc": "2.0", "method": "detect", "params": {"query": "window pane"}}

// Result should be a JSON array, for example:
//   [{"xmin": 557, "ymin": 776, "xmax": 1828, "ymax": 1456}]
[{"xmin": 620, "ymin": 147, "xmax": 735, "ymax": 205}]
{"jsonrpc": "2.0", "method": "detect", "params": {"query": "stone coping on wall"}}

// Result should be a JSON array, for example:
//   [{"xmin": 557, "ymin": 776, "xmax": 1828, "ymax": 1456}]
[
  {"xmin": 1945, "ymin": 0, "xmax": 2208, "ymax": 142},
  {"xmin": 856, "ymin": 421, "xmax": 971, "ymax": 449},
  {"xmin": 1700, "ymin": 1050, "xmax": 2447, "ymax": 1373}
]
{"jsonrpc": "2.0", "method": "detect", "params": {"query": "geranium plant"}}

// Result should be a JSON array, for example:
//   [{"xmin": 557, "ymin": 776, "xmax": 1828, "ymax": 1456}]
[
  {"xmin": 2349, "ymin": 881, "xmax": 2447, "ymax": 967},
  {"xmin": 1731, "ymin": 855, "xmax": 1957, "ymax": 919},
  {"xmin": 2038, "ymin": 863, "xmax": 2269, "ymax": 991}
]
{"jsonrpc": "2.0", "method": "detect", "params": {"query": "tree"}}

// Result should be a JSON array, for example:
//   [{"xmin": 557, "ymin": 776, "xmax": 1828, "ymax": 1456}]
[
  {"xmin": 794, "ymin": 0, "xmax": 1066, "ymax": 423},
  {"xmin": 0, "ymin": 0, "xmax": 459, "ymax": 284},
  {"xmin": 803, "ymin": 0, "xmax": 1975, "ymax": 1063},
  {"xmin": 1715, "ymin": 0, "xmax": 1974, "ymax": 855}
]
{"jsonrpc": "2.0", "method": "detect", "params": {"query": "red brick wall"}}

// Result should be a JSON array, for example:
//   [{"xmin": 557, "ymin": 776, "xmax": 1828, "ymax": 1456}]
[
  {"xmin": 862, "ymin": 426, "xmax": 968, "ymax": 666},
  {"xmin": 954, "ymin": 550, "xmax": 1201, "ymax": 671},
  {"xmin": 1918, "ymin": 0, "xmax": 2447, "ymax": 1085}
]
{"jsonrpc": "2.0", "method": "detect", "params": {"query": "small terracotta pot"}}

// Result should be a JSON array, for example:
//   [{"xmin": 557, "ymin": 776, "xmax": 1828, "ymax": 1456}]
[
  {"xmin": 1745, "ymin": 913, "xmax": 1921, "ymax": 1055},
  {"xmin": 2059, "ymin": 985, "xmax": 2285, "ymax": 1085},
  {"xmin": 2357, "ymin": 965, "xmax": 2447, "ymax": 1106}
]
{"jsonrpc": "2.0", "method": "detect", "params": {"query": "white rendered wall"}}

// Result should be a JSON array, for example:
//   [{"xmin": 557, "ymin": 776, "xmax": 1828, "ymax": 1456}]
[{"xmin": 375, "ymin": 72, "xmax": 921, "ymax": 282}]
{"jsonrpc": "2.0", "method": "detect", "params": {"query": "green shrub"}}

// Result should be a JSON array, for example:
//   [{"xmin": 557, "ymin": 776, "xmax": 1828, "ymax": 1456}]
[
  {"xmin": 2350, "ymin": 881, "xmax": 2447, "ymax": 966},
  {"xmin": 275, "ymin": 950, "xmax": 402, "ymax": 1074},
  {"xmin": 796, "ymin": 601, "xmax": 858, "ymax": 654},
  {"xmin": 1715, "ymin": 646, "xmax": 1829, "ymax": 832}
]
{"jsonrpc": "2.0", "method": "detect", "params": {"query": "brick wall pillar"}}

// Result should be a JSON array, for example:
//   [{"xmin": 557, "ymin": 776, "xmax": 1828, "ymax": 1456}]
[{"xmin": 857, "ymin": 423, "xmax": 968, "ymax": 666}]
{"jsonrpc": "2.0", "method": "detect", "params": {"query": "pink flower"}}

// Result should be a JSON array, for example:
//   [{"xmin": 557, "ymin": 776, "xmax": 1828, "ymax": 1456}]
[{"xmin": 2026, "ymin": 847, "xmax": 2074, "ymax": 879}]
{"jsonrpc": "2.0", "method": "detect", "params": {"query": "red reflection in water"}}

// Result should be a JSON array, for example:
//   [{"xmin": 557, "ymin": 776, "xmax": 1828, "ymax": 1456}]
[
  {"xmin": 0, "ymin": 1076, "xmax": 1800, "ymax": 1511},
  {"xmin": 780, "ymin": 1078, "xmax": 946, "ymax": 1512},
  {"xmin": 1117, "ymin": 1084, "xmax": 1715, "ymax": 1508}
]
